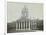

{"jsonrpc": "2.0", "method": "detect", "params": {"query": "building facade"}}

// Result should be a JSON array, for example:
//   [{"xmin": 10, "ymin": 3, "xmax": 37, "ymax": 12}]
[{"xmin": 14, "ymin": 6, "xmax": 37, "ymax": 31}]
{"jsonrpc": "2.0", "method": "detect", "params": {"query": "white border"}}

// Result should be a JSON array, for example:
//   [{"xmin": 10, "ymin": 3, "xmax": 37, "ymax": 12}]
[
  {"xmin": 0, "ymin": 0, "xmax": 46, "ymax": 35},
  {"xmin": 7, "ymin": 0, "xmax": 44, "ymax": 3},
  {"xmin": 6, "ymin": 0, "xmax": 46, "ymax": 35},
  {"xmin": 6, "ymin": 0, "xmax": 45, "ymax": 35},
  {"xmin": 44, "ymin": 1, "xmax": 46, "ymax": 32},
  {"xmin": 0, "ymin": 0, "xmax": 4, "ymax": 35}
]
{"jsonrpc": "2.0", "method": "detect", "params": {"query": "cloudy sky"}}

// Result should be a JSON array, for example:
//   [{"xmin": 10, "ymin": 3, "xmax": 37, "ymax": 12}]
[{"xmin": 7, "ymin": 2, "xmax": 43, "ymax": 22}]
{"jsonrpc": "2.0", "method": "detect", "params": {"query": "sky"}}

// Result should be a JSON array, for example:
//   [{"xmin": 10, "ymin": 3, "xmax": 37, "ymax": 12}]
[{"xmin": 7, "ymin": 2, "xmax": 43, "ymax": 22}]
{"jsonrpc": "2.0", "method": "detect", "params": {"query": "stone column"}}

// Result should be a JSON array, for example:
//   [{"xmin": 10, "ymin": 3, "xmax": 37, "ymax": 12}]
[
  {"xmin": 26, "ymin": 21, "xmax": 27, "ymax": 30},
  {"xmin": 21, "ymin": 21, "xmax": 22, "ymax": 30},
  {"xmin": 20, "ymin": 22, "xmax": 21, "ymax": 30},
  {"xmin": 16, "ymin": 22, "xmax": 17, "ymax": 30},
  {"xmin": 19, "ymin": 22, "xmax": 20, "ymax": 30},
  {"xmin": 31, "ymin": 22, "xmax": 32, "ymax": 30},
  {"xmin": 29, "ymin": 21, "xmax": 30, "ymax": 30},
  {"xmin": 24, "ymin": 21, "xmax": 25, "ymax": 30}
]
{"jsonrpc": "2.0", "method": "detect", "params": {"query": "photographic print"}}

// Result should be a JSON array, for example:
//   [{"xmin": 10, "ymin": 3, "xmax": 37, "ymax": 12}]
[{"xmin": 7, "ymin": 2, "xmax": 43, "ymax": 33}]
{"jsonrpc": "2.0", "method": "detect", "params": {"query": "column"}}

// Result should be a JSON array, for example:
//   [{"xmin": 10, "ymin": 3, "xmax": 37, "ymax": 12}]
[
  {"xmin": 31, "ymin": 22, "xmax": 32, "ymax": 29},
  {"xmin": 20, "ymin": 22, "xmax": 21, "ymax": 30},
  {"xmin": 25, "ymin": 21, "xmax": 26, "ymax": 29},
  {"xmin": 26, "ymin": 21, "xmax": 27, "ymax": 30},
  {"xmin": 22, "ymin": 22, "xmax": 24, "ymax": 29},
  {"xmin": 21, "ymin": 21, "xmax": 22, "ymax": 30},
  {"xmin": 19, "ymin": 22, "xmax": 20, "ymax": 30},
  {"xmin": 17, "ymin": 23, "xmax": 18, "ymax": 30},
  {"xmin": 24, "ymin": 22, "xmax": 25, "ymax": 30},
  {"xmin": 29, "ymin": 21, "xmax": 30, "ymax": 30},
  {"xmin": 16, "ymin": 22, "xmax": 17, "ymax": 30}
]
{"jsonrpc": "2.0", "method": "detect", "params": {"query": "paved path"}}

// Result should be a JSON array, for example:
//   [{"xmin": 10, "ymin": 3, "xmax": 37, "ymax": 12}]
[{"xmin": 7, "ymin": 28, "xmax": 42, "ymax": 33}]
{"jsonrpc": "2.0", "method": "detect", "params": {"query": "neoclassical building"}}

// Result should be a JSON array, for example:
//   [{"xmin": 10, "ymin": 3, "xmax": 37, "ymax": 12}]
[
  {"xmin": 14, "ymin": 6, "xmax": 37, "ymax": 31},
  {"xmin": 7, "ymin": 6, "xmax": 38, "ymax": 32}
]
